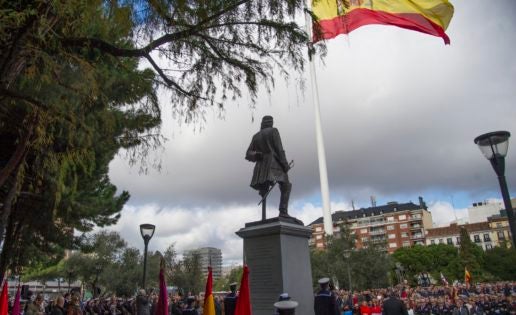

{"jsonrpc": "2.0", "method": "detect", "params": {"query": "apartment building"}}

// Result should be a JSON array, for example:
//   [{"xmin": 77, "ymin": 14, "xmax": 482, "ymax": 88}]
[
  {"xmin": 425, "ymin": 215, "xmax": 511, "ymax": 250},
  {"xmin": 184, "ymin": 247, "xmax": 223, "ymax": 279},
  {"xmin": 309, "ymin": 197, "xmax": 433, "ymax": 254}
]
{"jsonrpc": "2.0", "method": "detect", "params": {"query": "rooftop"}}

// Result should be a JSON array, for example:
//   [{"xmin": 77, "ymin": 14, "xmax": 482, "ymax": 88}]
[
  {"xmin": 309, "ymin": 201, "xmax": 424, "ymax": 226},
  {"xmin": 426, "ymin": 222, "xmax": 490, "ymax": 238}
]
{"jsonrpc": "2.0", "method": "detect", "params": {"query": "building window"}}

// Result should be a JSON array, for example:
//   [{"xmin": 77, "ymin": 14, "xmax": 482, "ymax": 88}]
[
  {"xmin": 388, "ymin": 234, "xmax": 396, "ymax": 239},
  {"xmin": 456, "ymin": 237, "xmax": 461, "ymax": 244},
  {"xmin": 316, "ymin": 235, "xmax": 322, "ymax": 240},
  {"xmin": 401, "ymin": 232, "xmax": 408, "ymax": 238},
  {"xmin": 387, "ymin": 225, "xmax": 395, "ymax": 230},
  {"xmin": 485, "ymin": 244, "xmax": 493, "ymax": 250},
  {"xmin": 483, "ymin": 234, "xmax": 491, "ymax": 242},
  {"xmin": 361, "ymin": 228, "xmax": 368, "ymax": 234},
  {"xmin": 361, "ymin": 237, "xmax": 369, "ymax": 242},
  {"xmin": 497, "ymin": 231, "xmax": 505, "ymax": 240},
  {"xmin": 496, "ymin": 223, "xmax": 502, "ymax": 228},
  {"xmin": 389, "ymin": 242, "xmax": 397, "ymax": 248},
  {"xmin": 398, "ymin": 215, "xmax": 406, "ymax": 220},
  {"xmin": 473, "ymin": 235, "xmax": 481, "ymax": 243},
  {"xmin": 403, "ymin": 241, "xmax": 410, "ymax": 247},
  {"xmin": 387, "ymin": 216, "xmax": 394, "ymax": 222},
  {"xmin": 315, "ymin": 227, "xmax": 322, "ymax": 232},
  {"xmin": 439, "ymin": 239, "xmax": 444, "ymax": 244},
  {"xmin": 447, "ymin": 238, "xmax": 453, "ymax": 245},
  {"xmin": 400, "ymin": 223, "xmax": 408, "ymax": 229},
  {"xmin": 430, "ymin": 240, "xmax": 435, "ymax": 245}
]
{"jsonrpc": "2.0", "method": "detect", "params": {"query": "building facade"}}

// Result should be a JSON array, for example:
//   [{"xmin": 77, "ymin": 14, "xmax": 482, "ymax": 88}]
[
  {"xmin": 184, "ymin": 247, "xmax": 223, "ymax": 279},
  {"xmin": 425, "ymin": 216, "xmax": 511, "ymax": 250},
  {"xmin": 467, "ymin": 200, "xmax": 503, "ymax": 224},
  {"xmin": 309, "ymin": 197, "xmax": 433, "ymax": 254}
]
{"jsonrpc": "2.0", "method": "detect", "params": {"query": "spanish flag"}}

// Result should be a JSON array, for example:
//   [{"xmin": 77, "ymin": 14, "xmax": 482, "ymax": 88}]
[
  {"xmin": 464, "ymin": 267, "xmax": 471, "ymax": 286},
  {"xmin": 312, "ymin": 0, "xmax": 454, "ymax": 44},
  {"xmin": 203, "ymin": 266, "xmax": 215, "ymax": 315}
]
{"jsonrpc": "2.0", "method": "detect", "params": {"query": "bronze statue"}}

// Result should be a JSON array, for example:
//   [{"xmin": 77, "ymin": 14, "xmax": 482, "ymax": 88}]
[{"xmin": 246, "ymin": 115, "xmax": 292, "ymax": 219}]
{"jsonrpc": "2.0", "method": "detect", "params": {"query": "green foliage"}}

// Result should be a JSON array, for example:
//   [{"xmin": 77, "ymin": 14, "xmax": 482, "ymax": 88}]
[
  {"xmin": 214, "ymin": 266, "xmax": 243, "ymax": 292},
  {"xmin": 458, "ymin": 228, "xmax": 485, "ymax": 280},
  {"xmin": 483, "ymin": 246, "xmax": 516, "ymax": 281},
  {"xmin": 392, "ymin": 244, "xmax": 462, "ymax": 285},
  {"xmin": 310, "ymin": 224, "xmax": 391, "ymax": 291},
  {"xmin": 1, "ymin": 0, "xmax": 318, "ymax": 275}
]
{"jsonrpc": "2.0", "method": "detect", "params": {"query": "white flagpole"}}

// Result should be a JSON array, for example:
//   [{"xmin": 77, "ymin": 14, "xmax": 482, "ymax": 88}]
[{"xmin": 305, "ymin": 1, "xmax": 333, "ymax": 236}]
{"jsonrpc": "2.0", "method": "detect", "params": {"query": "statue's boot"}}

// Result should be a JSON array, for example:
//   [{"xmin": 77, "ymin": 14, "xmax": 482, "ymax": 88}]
[{"xmin": 278, "ymin": 181, "xmax": 292, "ymax": 217}]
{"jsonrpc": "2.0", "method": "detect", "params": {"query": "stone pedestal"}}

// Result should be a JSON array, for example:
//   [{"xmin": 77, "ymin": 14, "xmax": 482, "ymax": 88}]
[{"xmin": 236, "ymin": 217, "xmax": 314, "ymax": 315}]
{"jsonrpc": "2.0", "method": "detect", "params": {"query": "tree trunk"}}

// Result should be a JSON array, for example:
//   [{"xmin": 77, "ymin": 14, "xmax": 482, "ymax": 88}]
[
  {"xmin": 0, "ymin": 118, "xmax": 34, "ymax": 189},
  {"xmin": 0, "ymin": 170, "xmax": 21, "ymax": 246}
]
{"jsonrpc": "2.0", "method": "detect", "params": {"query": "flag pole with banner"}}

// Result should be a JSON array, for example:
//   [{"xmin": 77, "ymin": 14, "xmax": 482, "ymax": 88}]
[
  {"xmin": 305, "ymin": 0, "xmax": 334, "ymax": 237},
  {"xmin": 234, "ymin": 265, "xmax": 252, "ymax": 315},
  {"xmin": 203, "ymin": 266, "xmax": 215, "ymax": 315},
  {"xmin": 154, "ymin": 256, "xmax": 168, "ymax": 315}
]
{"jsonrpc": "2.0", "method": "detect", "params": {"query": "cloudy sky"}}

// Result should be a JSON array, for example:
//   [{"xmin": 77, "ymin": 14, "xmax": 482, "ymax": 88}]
[{"xmin": 106, "ymin": 0, "xmax": 516, "ymax": 264}]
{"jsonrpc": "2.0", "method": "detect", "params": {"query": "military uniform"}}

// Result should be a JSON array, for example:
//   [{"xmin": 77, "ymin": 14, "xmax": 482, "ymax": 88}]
[
  {"xmin": 314, "ymin": 278, "xmax": 338, "ymax": 315},
  {"xmin": 224, "ymin": 283, "xmax": 238, "ymax": 315}
]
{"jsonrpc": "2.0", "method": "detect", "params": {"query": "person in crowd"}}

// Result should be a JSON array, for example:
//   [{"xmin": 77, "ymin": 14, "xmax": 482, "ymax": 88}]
[
  {"xmin": 383, "ymin": 290, "xmax": 408, "ymax": 315},
  {"xmin": 50, "ymin": 296, "xmax": 66, "ymax": 315},
  {"xmin": 67, "ymin": 295, "xmax": 82, "ymax": 315},
  {"xmin": 181, "ymin": 297, "xmax": 198, "ymax": 315},
  {"xmin": 274, "ymin": 300, "xmax": 298, "ymax": 315},
  {"xmin": 314, "ymin": 277, "xmax": 339, "ymax": 315},
  {"xmin": 26, "ymin": 294, "xmax": 45, "ymax": 315},
  {"xmin": 135, "ymin": 290, "xmax": 150, "ymax": 315},
  {"xmin": 223, "ymin": 283, "xmax": 238, "ymax": 315}
]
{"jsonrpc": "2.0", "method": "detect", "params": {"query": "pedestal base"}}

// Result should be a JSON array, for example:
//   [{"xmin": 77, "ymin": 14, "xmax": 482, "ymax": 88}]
[{"xmin": 236, "ymin": 218, "xmax": 314, "ymax": 315}]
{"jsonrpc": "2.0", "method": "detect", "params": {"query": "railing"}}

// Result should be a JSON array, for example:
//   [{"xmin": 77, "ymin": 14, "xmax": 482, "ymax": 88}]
[
  {"xmin": 410, "ymin": 234, "xmax": 424, "ymax": 239},
  {"xmin": 369, "ymin": 229, "xmax": 386, "ymax": 235}
]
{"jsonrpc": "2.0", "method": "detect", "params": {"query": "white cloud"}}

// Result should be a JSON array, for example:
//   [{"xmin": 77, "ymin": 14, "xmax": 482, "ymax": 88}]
[{"xmin": 428, "ymin": 201, "xmax": 468, "ymax": 227}]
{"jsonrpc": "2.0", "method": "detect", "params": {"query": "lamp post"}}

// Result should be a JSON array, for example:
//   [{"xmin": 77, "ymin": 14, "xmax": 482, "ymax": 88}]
[
  {"xmin": 67, "ymin": 269, "xmax": 74, "ymax": 293},
  {"xmin": 94, "ymin": 265, "xmax": 102, "ymax": 298},
  {"xmin": 474, "ymin": 131, "xmax": 516, "ymax": 248},
  {"xmin": 140, "ymin": 223, "xmax": 155, "ymax": 290},
  {"xmin": 343, "ymin": 250, "xmax": 352, "ymax": 292}
]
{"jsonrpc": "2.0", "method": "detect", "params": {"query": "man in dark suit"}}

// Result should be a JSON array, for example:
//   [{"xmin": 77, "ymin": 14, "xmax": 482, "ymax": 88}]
[
  {"xmin": 383, "ymin": 290, "xmax": 409, "ymax": 315},
  {"xmin": 223, "ymin": 283, "xmax": 238, "ymax": 315}
]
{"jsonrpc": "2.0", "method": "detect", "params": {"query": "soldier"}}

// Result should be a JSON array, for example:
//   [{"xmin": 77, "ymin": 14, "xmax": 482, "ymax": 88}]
[
  {"xmin": 246, "ymin": 115, "xmax": 292, "ymax": 217},
  {"xmin": 182, "ymin": 297, "xmax": 198, "ymax": 315},
  {"xmin": 224, "ymin": 283, "xmax": 238, "ymax": 315},
  {"xmin": 314, "ymin": 278, "xmax": 338, "ymax": 315},
  {"xmin": 274, "ymin": 300, "xmax": 298, "ymax": 315}
]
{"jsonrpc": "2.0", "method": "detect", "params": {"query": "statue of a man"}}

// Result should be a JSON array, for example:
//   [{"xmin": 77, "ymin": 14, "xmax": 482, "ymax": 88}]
[{"xmin": 245, "ymin": 115, "xmax": 292, "ymax": 217}]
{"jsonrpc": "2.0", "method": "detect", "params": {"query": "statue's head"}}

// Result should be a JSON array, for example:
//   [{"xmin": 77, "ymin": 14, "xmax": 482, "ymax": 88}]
[{"xmin": 261, "ymin": 115, "xmax": 273, "ymax": 129}]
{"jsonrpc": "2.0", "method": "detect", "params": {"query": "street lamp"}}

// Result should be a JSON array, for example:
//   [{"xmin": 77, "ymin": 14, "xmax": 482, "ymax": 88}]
[
  {"xmin": 140, "ymin": 223, "xmax": 155, "ymax": 290},
  {"xmin": 94, "ymin": 265, "xmax": 102, "ymax": 298},
  {"xmin": 474, "ymin": 131, "xmax": 516, "ymax": 247},
  {"xmin": 343, "ymin": 250, "xmax": 352, "ymax": 292}
]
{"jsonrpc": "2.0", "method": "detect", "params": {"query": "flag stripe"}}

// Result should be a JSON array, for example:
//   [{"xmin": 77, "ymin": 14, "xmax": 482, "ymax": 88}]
[
  {"xmin": 314, "ymin": 8, "xmax": 450, "ymax": 44},
  {"xmin": 312, "ymin": 0, "xmax": 453, "ymax": 44}
]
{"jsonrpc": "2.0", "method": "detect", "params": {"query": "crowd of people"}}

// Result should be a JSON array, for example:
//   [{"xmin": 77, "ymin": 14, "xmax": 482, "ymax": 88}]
[
  {"xmin": 9, "ymin": 281, "xmax": 516, "ymax": 315},
  {"xmin": 325, "ymin": 282, "xmax": 516, "ymax": 315}
]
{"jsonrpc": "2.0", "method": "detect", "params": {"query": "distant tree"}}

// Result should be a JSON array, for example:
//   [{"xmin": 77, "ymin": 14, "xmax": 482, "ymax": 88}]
[
  {"xmin": 213, "ymin": 266, "xmax": 243, "ymax": 292},
  {"xmin": 484, "ymin": 246, "xmax": 516, "ymax": 280},
  {"xmin": 458, "ymin": 227, "xmax": 485, "ymax": 280}
]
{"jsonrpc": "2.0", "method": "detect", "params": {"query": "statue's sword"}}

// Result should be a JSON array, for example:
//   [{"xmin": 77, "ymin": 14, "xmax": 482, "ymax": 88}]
[{"xmin": 258, "ymin": 160, "xmax": 294, "ymax": 206}]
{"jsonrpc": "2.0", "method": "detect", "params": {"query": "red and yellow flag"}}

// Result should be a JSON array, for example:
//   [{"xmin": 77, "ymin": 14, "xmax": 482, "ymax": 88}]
[
  {"xmin": 312, "ymin": 0, "xmax": 454, "ymax": 44},
  {"xmin": 0, "ymin": 281, "xmax": 8, "ymax": 315},
  {"xmin": 464, "ymin": 267, "xmax": 471, "ymax": 285},
  {"xmin": 203, "ymin": 266, "xmax": 215, "ymax": 315},
  {"xmin": 234, "ymin": 265, "xmax": 252, "ymax": 315}
]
